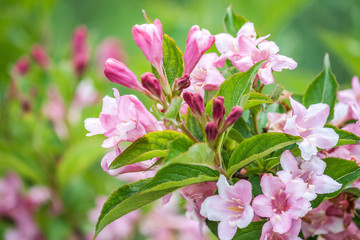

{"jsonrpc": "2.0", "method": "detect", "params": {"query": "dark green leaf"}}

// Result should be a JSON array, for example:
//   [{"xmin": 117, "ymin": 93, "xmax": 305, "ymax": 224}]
[
  {"xmin": 228, "ymin": 128, "xmax": 245, "ymax": 143},
  {"xmin": 233, "ymin": 117, "xmax": 253, "ymax": 138},
  {"xmin": 303, "ymin": 54, "xmax": 338, "ymax": 120},
  {"xmin": 324, "ymin": 124, "xmax": 360, "ymax": 147},
  {"xmin": 311, "ymin": 157, "xmax": 360, "ymax": 208},
  {"xmin": 164, "ymin": 136, "xmax": 194, "ymax": 163},
  {"xmin": 249, "ymin": 175, "xmax": 263, "ymax": 197},
  {"xmin": 110, "ymin": 131, "xmax": 192, "ymax": 169},
  {"xmin": 227, "ymin": 133, "xmax": 302, "ymax": 177},
  {"xmin": 206, "ymin": 220, "xmax": 265, "ymax": 240},
  {"xmin": 185, "ymin": 110, "xmax": 204, "ymax": 141}
]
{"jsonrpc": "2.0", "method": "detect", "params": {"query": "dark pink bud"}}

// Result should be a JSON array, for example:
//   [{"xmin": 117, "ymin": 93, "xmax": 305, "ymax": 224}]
[
  {"xmin": 141, "ymin": 72, "xmax": 162, "ymax": 98},
  {"xmin": 31, "ymin": 45, "xmax": 50, "ymax": 70},
  {"xmin": 177, "ymin": 75, "xmax": 190, "ymax": 90},
  {"xmin": 14, "ymin": 56, "xmax": 30, "ymax": 75},
  {"xmin": 225, "ymin": 106, "xmax": 243, "ymax": 126},
  {"xmin": 183, "ymin": 92, "xmax": 194, "ymax": 110},
  {"xmin": 205, "ymin": 122, "xmax": 218, "ymax": 141},
  {"xmin": 212, "ymin": 96, "xmax": 225, "ymax": 126},
  {"xmin": 192, "ymin": 93, "xmax": 205, "ymax": 115},
  {"xmin": 72, "ymin": 25, "xmax": 90, "ymax": 77}
]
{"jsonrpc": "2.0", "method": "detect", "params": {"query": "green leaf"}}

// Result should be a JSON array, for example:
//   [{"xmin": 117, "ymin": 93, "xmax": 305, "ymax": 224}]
[
  {"xmin": 216, "ymin": 61, "xmax": 265, "ymax": 116},
  {"xmin": 224, "ymin": 5, "xmax": 251, "ymax": 37},
  {"xmin": 109, "ymin": 131, "xmax": 192, "ymax": 169},
  {"xmin": 303, "ymin": 54, "xmax": 338, "ymax": 120},
  {"xmin": 206, "ymin": 220, "xmax": 265, "ymax": 240},
  {"xmin": 342, "ymin": 187, "xmax": 360, "ymax": 197},
  {"xmin": 233, "ymin": 117, "xmax": 253, "ymax": 138},
  {"xmin": 227, "ymin": 133, "xmax": 302, "ymax": 177},
  {"xmin": 164, "ymin": 143, "xmax": 215, "ymax": 167},
  {"xmin": 228, "ymin": 128, "xmax": 245, "ymax": 143},
  {"xmin": 185, "ymin": 110, "xmax": 204, "ymax": 141},
  {"xmin": 140, "ymin": 163, "xmax": 219, "ymax": 192},
  {"xmin": 249, "ymin": 175, "xmax": 263, "ymax": 197},
  {"xmin": 243, "ymin": 92, "xmax": 273, "ymax": 111},
  {"xmin": 270, "ymin": 83, "xmax": 284, "ymax": 101},
  {"xmin": 164, "ymin": 96, "xmax": 182, "ymax": 120},
  {"xmin": 311, "ymin": 157, "xmax": 360, "ymax": 208},
  {"xmin": 324, "ymin": 124, "xmax": 360, "ymax": 147},
  {"xmin": 162, "ymin": 34, "xmax": 184, "ymax": 85},
  {"xmin": 164, "ymin": 136, "xmax": 194, "ymax": 163}
]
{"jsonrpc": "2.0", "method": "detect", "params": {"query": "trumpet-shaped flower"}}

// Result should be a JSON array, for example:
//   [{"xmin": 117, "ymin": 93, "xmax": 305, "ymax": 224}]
[
  {"xmin": 252, "ymin": 174, "xmax": 311, "ymax": 234},
  {"xmin": 277, "ymin": 150, "xmax": 342, "ymax": 200},
  {"xmin": 283, "ymin": 97, "xmax": 339, "ymax": 160},
  {"xmin": 84, "ymin": 88, "xmax": 162, "ymax": 148},
  {"xmin": 260, "ymin": 219, "xmax": 302, "ymax": 240},
  {"xmin": 200, "ymin": 175, "xmax": 254, "ymax": 240}
]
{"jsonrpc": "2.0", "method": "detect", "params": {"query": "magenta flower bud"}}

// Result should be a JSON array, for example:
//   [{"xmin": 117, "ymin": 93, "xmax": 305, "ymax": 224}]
[
  {"xmin": 96, "ymin": 38, "xmax": 126, "ymax": 74},
  {"xmin": 14, "ymin": 56, "xmax": 30, "ymax": 76},
  {"xmin": 205, "ymin": 121, "xmax": 218, "ymax": 141},
  {"xmin": 177, "ymin": 75, "xmax": 190, "ymax": 90},
  {"xmin": 184, "ymin": 25, "xmax": 215, "ymax": 75},
  {"xmin": 192, "ymin": 93, "xmax": 205, "ymax": 115},
  {"xmin": 132, "ymin": 19, "xmax": 163, "ymax": 71},
  {"xmin": 225, "ymin": 106, "xmax": 243, "ymax": 126},
  {"xmin": 212, "ymin": 96, "xmax": 225, "ymax": 126},
  {"xmin": 31, "ymin": 44, "xmax": 50, "ymax": 70},
  {"xmin": 104, "ymin": 58, "xmax": 145, "ymax": 92},
  {"xmin": 141, "ymin": 72, "xmax": 162, "ymax": 98},
  {"xmin": 183, "ymin": 91, "xmax": 194, "ymax": 110},
  {"xmin": 72, "ymin": 25, "xmax": 90, "ymax": 77}
]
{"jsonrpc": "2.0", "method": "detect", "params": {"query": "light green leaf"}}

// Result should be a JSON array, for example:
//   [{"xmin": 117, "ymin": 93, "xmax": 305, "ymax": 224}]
[
  {"xmin": 311, "ymin": 157, "xmax": 360, "ymax": 208},
  {"xmin": 109, "ymin": 131, "xmax": 192, "ymax": 169},
  {"xmin": 324, "ymin": 124, "xmax": 360, "ymax": 147},
  {"xmin": 243, "ymin": 92, "xmax": 273, "ymax": 111},
  {"xmin": 162, "ymin": 34, "xmax": 184, "ymax": 85},
  {"xmin": 303, "ymin": 54, "xmax": 338, "ymax": 120},
  {"xmin": 164, "ymin": 136, "xmax": 194, "ymax": 163},
  {"xmin": 164, "ymin": 97, "xmax": 182, "ymax": 120},
  {"xmin": 185, "ymin": 110, "xmax": 204, "ymax": 141},
  {"xmin": 270, "ymin": 83, "xmax": 284, "ymax": 101},
  {"xmin": 224, "ymin": 5, "xmax": 251, "ymax": 37},
  {"xmin": 227, "ymin": 133, "xmax": 302, "ymax": 177}
]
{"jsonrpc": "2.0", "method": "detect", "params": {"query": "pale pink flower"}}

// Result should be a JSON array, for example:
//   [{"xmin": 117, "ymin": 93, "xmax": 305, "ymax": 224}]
[
  {"xmin": 104, "ymin": 58, "xmax": 146, "ymax": 92},
  {"xmin": 331, "ymin": 102, "xmax": 351, "ymax": 127},
  {"xmin": 252, "ymin": 174, "xmax": 311, "ymax": 234},
  {"xmin": 132, "ymin": 19, "xmax": 163, "ymax": 72},
  {"xmin": 96, "ymin": 38, "xmax": 126, "ymax": 74},
  {"xmin": 200, "ymin": 175, "xmax": 254, "ymax": 240},
  {"xmin": 183, "ymin": 25, "xmax": 215, "ymax": 76},
  {"xmin": 72, "ymin": 25, "xmax": 90, "ymax": 76},
  {"xmin": 88, "ymin": 196, "xmax": 140, "ymax": 240},
  {"xmin": 84, "ymin": 88, "xmax": 162, "ymax": 148},
  {"xmin": 267, "ymin": 112, "xmax": 290, "ymax": 132},
  {"xmin": 260, "ymin": 219, "xmax": 302, "ymax": 240},
  {"xmin": 189, "ymin": 53, "xmax": 225, "ymax": 91},
  {"xmin": 321, "ymin": 222, "xmax": 360, "ymax": 240},
  {"xmin": 283, "ymin": 97, "xmax": 339, "ymax": 160},
  {"xmin": 277, "ymin": 150, "xmax": 341, "ymax": 201},
  {"xmin": 337, "ymin": 76, "xmax": 360, "ymax": 120}
]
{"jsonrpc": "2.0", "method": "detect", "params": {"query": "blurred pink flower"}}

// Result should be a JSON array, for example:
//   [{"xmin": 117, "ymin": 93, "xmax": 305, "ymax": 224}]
[
  {"xmin": 200, "ymin": 175, "xmax": 254, "ymax": 240},
  {"xmin": 96, "ymin": 38, "xmax": 126, "ymax": 74},
  {"xmin": 14, "ymin": 56, "xmax": 30, "ymax": 76},
  {"xmin": 31, "ymin": 44, "xmax": 50, "ymax": 70},
  {"xmin": 72, "ymin": 25, "xmax": 90, "ymax": 77}
]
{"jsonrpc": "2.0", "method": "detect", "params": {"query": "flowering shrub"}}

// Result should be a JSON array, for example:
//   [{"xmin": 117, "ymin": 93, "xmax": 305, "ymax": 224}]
[{"xmin": 84, "ymin": 7, "xmax": 360, "ymax": 240}]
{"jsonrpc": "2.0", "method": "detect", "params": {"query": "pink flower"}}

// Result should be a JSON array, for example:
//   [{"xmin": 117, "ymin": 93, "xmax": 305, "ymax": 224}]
[
  {"xmin": 189, "ymin": 53, "xmax": 225, "ymax": 91},
  {"xmin": 252, "ymin": 174, "xmax": 311, "ymax": 234},
  {"xmin": 277, "ymin": 150, "xmax": 341, "ymax": 201},
  {"xmin": 84, "ymin": 88, "xmax": 162, "ymax": 148},
  {"xmin": 14, "ymin": 56, "xmax": 30, "ymax": 76},
  {"xmin": 183, "ymin": 25, "xmax": 215, "ymax": 76},
  {"xmin": 104, "ymin": 58, "xmax": 146, "ymax": 92},
  {"xmin": 267, "ymin": 112, "xmax": 290, "ymax": 132},
  {"xmin": 200, "ymin": 175, "xmax": 254, "ymax": 240},
  {"xmin": 132, "ymin": 19, "xmax": 163, "ymax": 72},
  {"xmin": 260, "ymin": 219, "xmax": 302, "ymax": 240},
  {"xmin": 321, "ymin": 222, "xmax": 360, "ymax": 240},
  {"xmin": 283, "ymin": 97, "xmax": 339, "ymax": 160},
  {"xmin": 337, "ymin": 76, "xmax": 360, "ymax": 119},
  {"xmin": 72, "ymin": 25, "xmax": 90, "ymax": 76},
  {"xmin": 31, "ymin": 44, "xmax": 50, "ymax": 70},
  {"xmin": 96, "ymin": 38, "xmax": 126, "ymax": 74}
]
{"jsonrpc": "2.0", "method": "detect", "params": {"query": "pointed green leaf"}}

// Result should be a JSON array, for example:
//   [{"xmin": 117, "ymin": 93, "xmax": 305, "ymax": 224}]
[
  {"xmin": 227, "ymin": 133, "xmax": 302, "ymax": 177},
  {"xmin": 109, "ymin": 131, "xmax": 192, "ymax": 169},
  {"xmin": 311, "ymin": 157, "xmax": 360, "ymax": 208},
  {"xmin": 324, "ymin": 124, "xmax": 360, "ymax": 147},
  {"xmin": 224, "ymin": 5, "xmax": 250, "ymax": 37},
  {"xmin": 185, "ymin": 110, "xmax": 204, "ymax": 141},
  {"xmin": 162, "ymin": 34, "xmax": 184, "ymax": 85},
  {"xmin": 303, "ymin": 54, "xmax": 338, "ymax": 120},
  {"xmin": 243, "ymin": 92, "xmax": 273, "ymax": 110},
  {"xmin": 270, "ymin": 83, "xmax": 284, "ymax": 101}
]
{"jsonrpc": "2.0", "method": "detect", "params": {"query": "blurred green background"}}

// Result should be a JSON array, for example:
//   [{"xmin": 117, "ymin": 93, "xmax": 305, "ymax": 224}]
[{"xmin": 0, "ymin": 0, "xmax": 359, "ymax": 239}]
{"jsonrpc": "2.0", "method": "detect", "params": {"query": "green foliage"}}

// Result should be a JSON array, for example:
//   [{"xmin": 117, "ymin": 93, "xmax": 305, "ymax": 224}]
[
  {"xmin": 311, "ymin": 157, "xmax": 360, "ymax": 208},
  {"xmin": 109, "ymin": 130, "xmax": 192, "ymax": 169},
  {"xmin": 227, "ymin": 133, "xmax": 302, "ymax": 177},
  {"xmin": 164, "ymin": 96, "xmax": 182, "ymax": 121},
  {"xmin": 224, "ymin": 5, "xmax": 249, "ymax": 37},
  {"xmin": 185, "ymin": 110, "xmax": 204, "ymax": 141},
  {"xmin": 303, "ymin": 54, "xmax": 338, "ymax": 120},
  {"xmin": 243, "ymin": 92, "xmax": 273, "ymax": 111},
  {"xmin": 206, "ymin": 220, "xmax": 265, "ymax": 240}
]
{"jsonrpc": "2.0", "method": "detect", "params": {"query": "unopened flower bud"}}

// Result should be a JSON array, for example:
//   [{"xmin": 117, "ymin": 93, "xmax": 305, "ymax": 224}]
[
  {"xmin": 104, "ymin": 58, "xmax": 145, "ymax": 92},
  {"xmin": 213, "ymin": 96, "xmax": 225, "ymax": 126},
  {"xmin": 225, "ymin": 106, "xmax": 243, "ymax": 126},
  {"xmin": 14, "ymin": 56, "xmax": 30, "ymax": 76},
  {"xmin": 72, "ymin": 25, "xmax": 90, "ymax": 77},
  {"xmin": 96, "ymin": 38, "xmax": 126, "ymax": 74},
  {"xmin": 141, "ymin": 72, "xmax": 162, "ymax": 98},
  {"xmin": 31, "ymin": 45, "xmax": 50, "ymax": 70},
  {"xmin": 205, "ymin": 122, "xmax": 218, "ymax": 141},
  {"xmin": 177, "ymin": 75, "xmax": 190, "ymax": 90},
  {"xmin": 183, "ymin": 92, "xmax": 194, "ymax": 110},
  {"xmin": 192, "ymin": 93, "xmax": 205, "ymax": 115}
]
